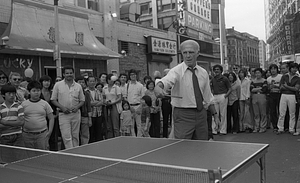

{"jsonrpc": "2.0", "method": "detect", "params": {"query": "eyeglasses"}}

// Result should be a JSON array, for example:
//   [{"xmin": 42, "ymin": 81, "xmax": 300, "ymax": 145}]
[
  {"xmin": 0, "ymin": 77, "xmax": 7, "ymax": 80},
  {"xmin": 56, "ymin": 79, "xmax": 62, "ymax": 82},
  {"xmin": 12, "ymin": 78, "xmax": 21, "ymax": 81},
  {"xmin": 233, "ymin": 68, "xmax": 238, "ymax": 70}
]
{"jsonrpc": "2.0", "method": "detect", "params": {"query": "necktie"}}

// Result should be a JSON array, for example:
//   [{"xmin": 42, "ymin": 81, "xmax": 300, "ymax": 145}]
[{"xmin": 188, "ymin": 67, "xmax": 204, "ymax": 111}]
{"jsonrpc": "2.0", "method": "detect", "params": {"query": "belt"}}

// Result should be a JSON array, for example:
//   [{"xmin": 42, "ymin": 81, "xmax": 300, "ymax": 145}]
[
  {"xmin": 23, "ymin": 129, "xmax": 47, "ymax": 135},
  {"xmin": 175, "ymin": 107, "xmax": 197, "ymax": 110},
  {"xmin": 270, "ymin": 91, "xmax": 281, "ymax": 94},
  {"xmin": 130, "ymin": 103, "xmax": 140, "ymax": 106}
]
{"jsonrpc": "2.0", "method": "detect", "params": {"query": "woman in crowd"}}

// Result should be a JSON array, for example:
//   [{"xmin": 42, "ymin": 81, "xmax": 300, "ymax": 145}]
[
  {"xmin": 144, "ymin": 80, "xmax": 161, "ymax": 138},
  {"xmin": 102, "ymin": 74, "xmax": 122, "ymax": 138},
  {"xmin": 226, "ymin": 72, "xmax": 240, "ymax": 134},
  {"xmin": 39, "ymin": 75, "xmax": 58, "ymax": 150},
  {"xmin": 238, "ymin": 69, "xmax": 252, "ymax": 133},
  {"xmin": 0, "ymin": 70, "xmax": 8, "ymax": 103},
  {"xmin": 250, "ymin": 68, "xmax": 268, "ymax": 133},
  {"xmin": 99, "ymin": 73, "xmax": 108, "ymax": 86}
]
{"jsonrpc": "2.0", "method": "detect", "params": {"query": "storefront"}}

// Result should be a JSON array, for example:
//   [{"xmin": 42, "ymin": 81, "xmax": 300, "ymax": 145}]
[
  {"xmin": 146, "ymin": 36, "xmax": 176, "ymax": 76},
  {"xmin": 0, "ymin": 0, "xmax": 120, "ymax": 81}
]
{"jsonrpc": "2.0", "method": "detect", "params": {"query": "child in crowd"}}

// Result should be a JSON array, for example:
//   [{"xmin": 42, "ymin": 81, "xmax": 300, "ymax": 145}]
[
  {"xmin": 22, "ymin": 81, "xmax": 54, "ymax": 150},
  {"xmin": 120, "ymin": 100, "xmax": 133, "ymax": 136},
  {"xmin": 140, "ymin": 95, "xmax": 152, "ymax": 137},
  {"xmin": 0, "ymin": 84, "xmax": 24, "ymax": 146}
]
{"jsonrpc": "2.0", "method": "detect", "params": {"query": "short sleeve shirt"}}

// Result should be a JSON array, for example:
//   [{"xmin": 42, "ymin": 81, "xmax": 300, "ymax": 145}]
[
  {"xmin": 51, "ymin": 80, "xmax": 85, "ymax": 109},
  {"xmin": 0, "ymin": 102, "xmax": 24, "ymax": 136},
  {"xmin": 22, "ymin": 99, "xmax": 53, "ymax": 132}
]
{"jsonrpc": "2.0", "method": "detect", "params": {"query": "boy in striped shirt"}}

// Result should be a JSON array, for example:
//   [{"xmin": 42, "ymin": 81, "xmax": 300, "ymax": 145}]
[{"xmin": 0, "ymin": 84, "xmax": 24, "ymax": 146}]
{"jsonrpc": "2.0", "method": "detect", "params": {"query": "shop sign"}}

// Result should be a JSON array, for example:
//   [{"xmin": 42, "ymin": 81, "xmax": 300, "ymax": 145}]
[
  {"xmin": 148, "ymin": 37, "xmax": 177, "ymax": 55},
  {"xmin": 0, "ymin": 57, "xmax": 33, "ymax": 69},
  {"xmin": 48, "ymin": 27, "xmax": 55, "ymax": 42},
  {"xmin": 75, "ymin": 32, "xmax": 84, "ymax": 46},
  {"xmin": 285, "ymin": 24, "xmax": 292, "ymax": 54},
  {"xmin": 186, "ymin": 28, "xmax": 212, "ymax": 41},
  {"xmin": 186, "ymin": 0, "xmax": 211, "ymax": 22},
  {"xmin": 177, "ymin": 0, "xmax": 187, "ymax": 35},
  {"xmin": 185, "ymin": 11, "xmax": 212, "ymax": 35}
]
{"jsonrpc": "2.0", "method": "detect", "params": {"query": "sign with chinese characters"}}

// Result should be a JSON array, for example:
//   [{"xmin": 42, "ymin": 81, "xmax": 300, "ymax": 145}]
[
  {"xmin": 75, "ymin": 32, "xmax": 84, "ymax": 46},
  {"xmin": 148, "ymin": 37, "xmax": 177, "ymax": 55},
  {"xmin": 186, "ymin": 0, "xmax": 211, "ymax": 22},
  {"xmin": 48, "ymin": 27, "xmax": 55, "ymax": 43}
]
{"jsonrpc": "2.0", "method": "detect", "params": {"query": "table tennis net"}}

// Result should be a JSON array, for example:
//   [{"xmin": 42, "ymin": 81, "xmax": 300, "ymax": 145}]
[{"xmin": 0, "ymin": 145, "xmax": 223, "ymax": 183}]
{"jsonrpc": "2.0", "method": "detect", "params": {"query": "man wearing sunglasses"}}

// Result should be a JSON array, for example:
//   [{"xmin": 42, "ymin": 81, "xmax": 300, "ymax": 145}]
[{"xmin": 9, "ymin": 72, "xmax": 28, "ymax": 104}]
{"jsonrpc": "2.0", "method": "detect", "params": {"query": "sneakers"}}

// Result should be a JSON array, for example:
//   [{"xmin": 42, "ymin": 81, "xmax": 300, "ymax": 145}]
[
  {"xmin": 293, "ymin": 132, "xmax": 300, "ymax": 136},
  {"xmin": 276, "ymin": 130, "xmax": 284, "ymax": 135},
  {"xmin": 259, "ymin": 129, "xmax": 266, "ymax": 133},
  {"xmin": 252, "ymin": 129, "xmax": 258, "ymax": 133}
]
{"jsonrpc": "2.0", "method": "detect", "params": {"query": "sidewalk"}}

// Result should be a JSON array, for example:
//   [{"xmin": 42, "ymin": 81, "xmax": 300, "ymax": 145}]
[{"xmin": 214, "ymin": 130, "xmax": 300, "ymax": 183}]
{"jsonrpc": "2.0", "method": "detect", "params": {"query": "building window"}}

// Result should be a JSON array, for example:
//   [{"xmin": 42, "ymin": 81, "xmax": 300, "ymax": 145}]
[
  {"xmin": 157, "ymin": 0, "xmax": 175, "ymax": 12},
  {"xmin": 157, "ymin": 0, "xmax": 162, "ymax": 12},
  {"xmin": 87, "ymin": 0, "xmax": 99, "ymax": 11},
  {"xmin": 211, "ymin": 10, "xmax": 219, "ymax": 24},
  {"xmin": 77, "ymin": 0, "xmax": 87, "ymax": 8},
  {"xmin": 120, "ymin": 41, "xmax": 129, "ymax": 54},
  {"xmin": 141, "ymin": 3, "xmax": 150, "ymax": 15},
  {"xmin": 158, "ymin": 16, "xmax": 175, "ymax": 30}
]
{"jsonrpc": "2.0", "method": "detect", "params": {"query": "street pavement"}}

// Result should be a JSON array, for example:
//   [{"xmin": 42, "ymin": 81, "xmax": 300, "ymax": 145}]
[{"xmin": 214, "ymin": 130, "xmax": 300, "ymax": 183}]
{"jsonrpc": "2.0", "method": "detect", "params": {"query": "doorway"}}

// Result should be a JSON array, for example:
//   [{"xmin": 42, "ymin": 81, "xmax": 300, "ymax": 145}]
[{"xmin": 44, "ymin": 67, "xmax": 57, "ymax": 82}]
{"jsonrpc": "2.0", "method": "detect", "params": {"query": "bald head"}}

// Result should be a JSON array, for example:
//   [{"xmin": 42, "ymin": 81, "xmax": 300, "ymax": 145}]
[
  {"xmin": 180, "ymin": 40, "xmax": 200, "ymax": 52},
  {"xmin": 153, "ymin": 70, "xmax": 161, "ymax": 79}
]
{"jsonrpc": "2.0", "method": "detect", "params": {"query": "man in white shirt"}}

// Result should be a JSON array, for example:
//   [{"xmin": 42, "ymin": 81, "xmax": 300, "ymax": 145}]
[
  {"xmin": 155, "ymin": 40, "xmax": 215, "ymax": 140},
  {"xmin": 51, "ymin": 66, "xmax": 85, "ymax": 149},
  {"xmin": 127, "ymin": 69, "xmax": 144, "ymax": 137}
]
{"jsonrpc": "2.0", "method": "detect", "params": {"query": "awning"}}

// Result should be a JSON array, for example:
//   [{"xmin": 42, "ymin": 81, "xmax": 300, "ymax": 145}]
[{"xmin": 0, "ymin": 0, "xmax": 121, "ymax": 60}]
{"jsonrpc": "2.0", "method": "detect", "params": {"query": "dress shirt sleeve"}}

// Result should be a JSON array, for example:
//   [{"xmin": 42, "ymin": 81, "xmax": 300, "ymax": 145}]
[
  {"xmin": 159, "ymin": 69, "xmax": 178, "ymax": 91},
  {"xmin": 78, "ymin": 86, "xmax": 85, "ymax": 102}
]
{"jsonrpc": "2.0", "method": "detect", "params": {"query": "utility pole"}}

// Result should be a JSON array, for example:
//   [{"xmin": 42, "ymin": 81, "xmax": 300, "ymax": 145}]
[{"xmin": 54, "ymin": 0, "xmax": 62, "ymax": 77}]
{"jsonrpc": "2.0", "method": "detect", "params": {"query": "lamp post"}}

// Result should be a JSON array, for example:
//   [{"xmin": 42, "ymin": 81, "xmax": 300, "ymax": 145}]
[
  {"xmin": 219, "ymin": 3, "xmax": 224, "ymax": 65},
  {"xmin": 54, "ymin": 0, "xmax": 62, "ymax": 77}
]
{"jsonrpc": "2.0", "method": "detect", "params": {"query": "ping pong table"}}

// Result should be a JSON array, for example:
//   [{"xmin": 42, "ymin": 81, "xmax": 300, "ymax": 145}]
[{"xmin": 0, "ymin": 136, "xmax": 268, "ymax": 183}]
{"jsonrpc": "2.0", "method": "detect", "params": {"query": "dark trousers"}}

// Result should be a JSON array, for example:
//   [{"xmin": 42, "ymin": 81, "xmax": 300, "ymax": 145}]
[
  {"xmin": 48, "ymin": 118, "xmax": 59, "ymax": 151},
  {"xmin": 89, "ymin": 116, "xmax": 104, "ymax": 143},
  {"xmin": 269, "ymin": 93, "xmax": 281, "ymax": 130},
  {"xmin": 150, "ymin": 112, "xmax": 161, "ymax": 138},
  {"xmin": 173, "ymin": 107, "xmax": 208, "ymax": 140},
  {"xmin": 161, "ymin": 98, "xmax": 172, "ymax": 138},
  {"xmin": 284, "ymin": 107, "xmax": 290, "ymax": 130},
  {"xmin": 227, "ymin": 100, "xmax": 239, "ymax": 133},
  {"xmin": 207, "ymin": 110, "xmax": 213, "ymax": 139}
]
